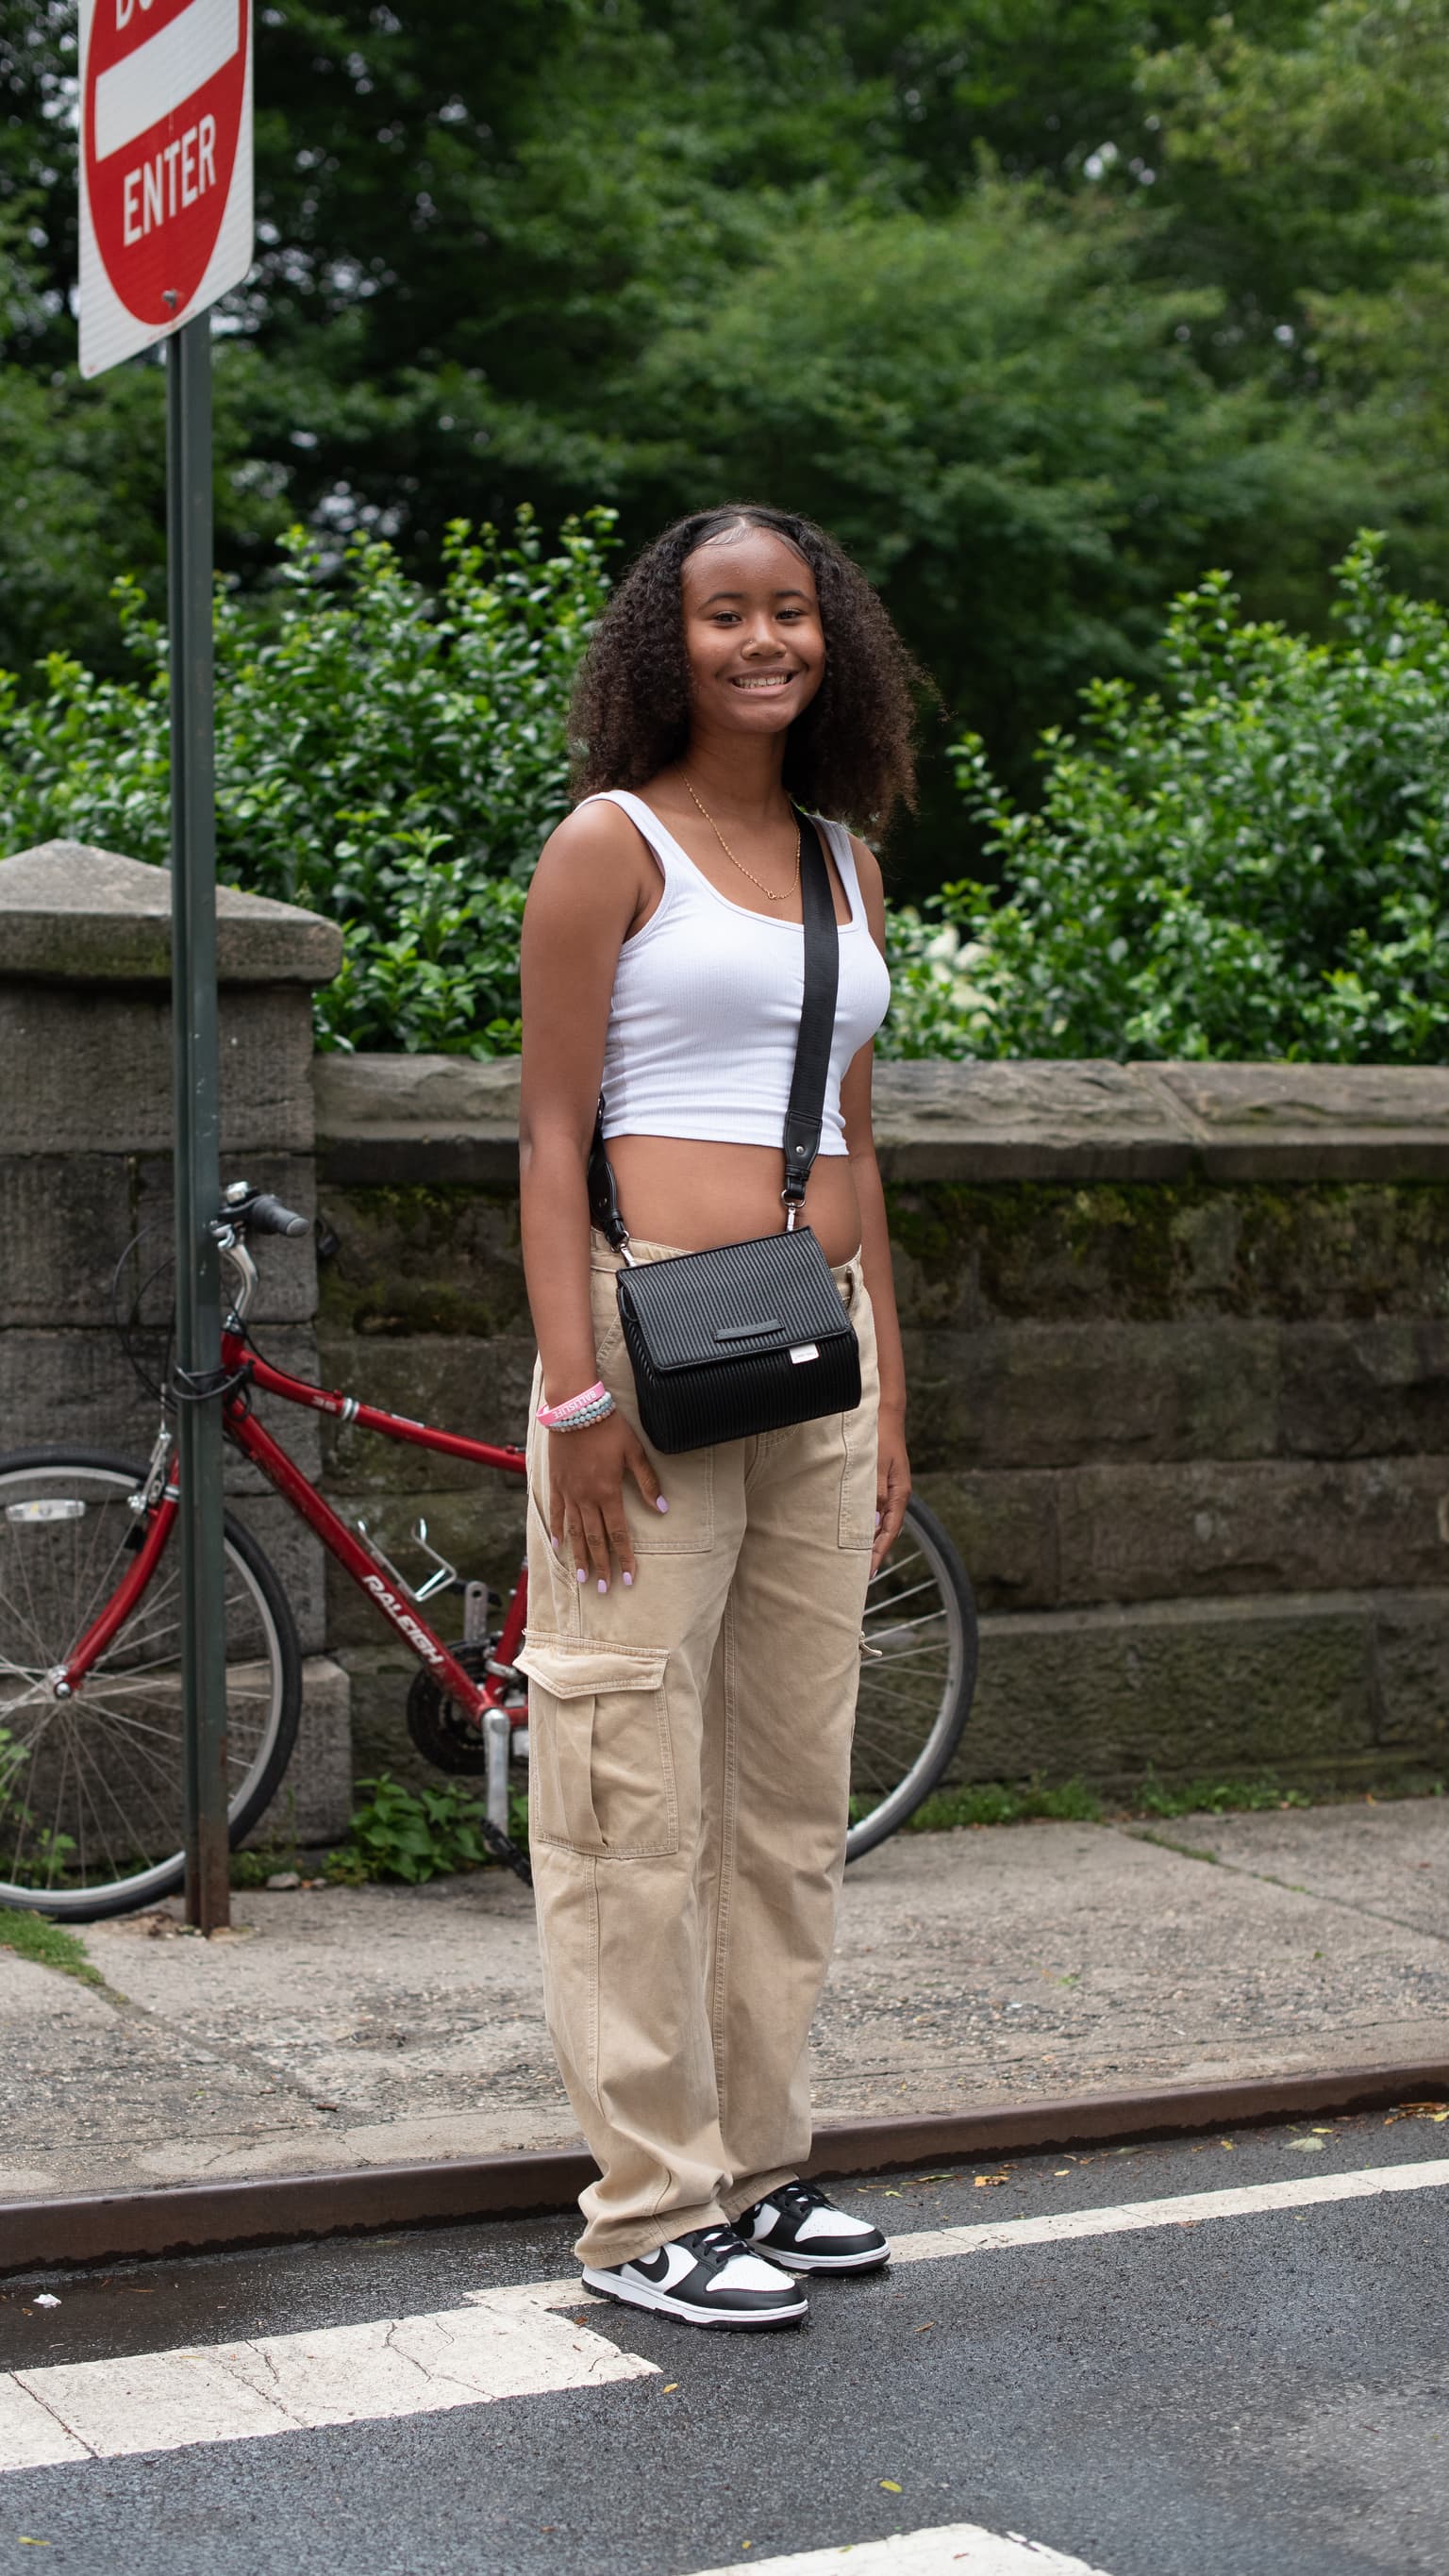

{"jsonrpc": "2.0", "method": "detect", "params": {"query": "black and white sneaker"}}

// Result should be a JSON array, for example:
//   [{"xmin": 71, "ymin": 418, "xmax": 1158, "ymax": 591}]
[
  {"xmin": 581, "ymin": 2222, "xmax": 808, "ymax": 2330},
  {"xmin": 735, "ymin": 2178, "xmax": 891, "ymax": 2272}
]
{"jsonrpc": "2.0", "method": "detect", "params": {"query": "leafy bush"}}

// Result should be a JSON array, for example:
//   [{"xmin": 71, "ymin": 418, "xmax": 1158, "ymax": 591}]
[
  {"xmin": 881, "ymin": 906, "xmax": 1002, "ymax": 1061},
  {"xmin": 325, "ymin": 1773, "xmax": 521, "ymax": 1885},
  {"xmin": 0, "ymin": 509, "xmax": 614, "ymax": 1055},
  {"xmin": 880, "ymin": 535, "xmax": 1449, "ymax": 1065}
]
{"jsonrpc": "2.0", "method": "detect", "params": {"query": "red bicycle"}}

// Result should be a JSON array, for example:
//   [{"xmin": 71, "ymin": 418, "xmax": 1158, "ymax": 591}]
[{"xmin": 0, "ymin": 1183, "xmax": 976, "ymax": 1920}]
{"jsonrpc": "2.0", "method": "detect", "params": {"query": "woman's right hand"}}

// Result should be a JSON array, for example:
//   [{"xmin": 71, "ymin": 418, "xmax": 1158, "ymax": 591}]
[{"xmin": 546, "ymin": 1410, "xmax": 666, "ymax": 1592}]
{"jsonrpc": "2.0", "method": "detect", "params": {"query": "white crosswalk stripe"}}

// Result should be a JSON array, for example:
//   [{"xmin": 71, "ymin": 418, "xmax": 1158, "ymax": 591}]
[
  {"xmin": 682, "ymin": 2521, "xmax": 1115, "ymax": 2573},
  {"xmin": 886, "ymin": 2156, "xmax": 1449, "ymax": 2267},
  {"xmin": 0, "ymin": 2285, "xmax": 654, "ymax": 2468},
  {"xmin": 2, "ymin": 2158, "xmax": 1442, "ymax": 2478}
]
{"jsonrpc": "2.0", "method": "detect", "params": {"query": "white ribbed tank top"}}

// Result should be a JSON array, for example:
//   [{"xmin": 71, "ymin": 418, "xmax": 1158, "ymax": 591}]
[{"xmin": 585, "ymin": 789, "xmax": 891, "ymax": 1155}]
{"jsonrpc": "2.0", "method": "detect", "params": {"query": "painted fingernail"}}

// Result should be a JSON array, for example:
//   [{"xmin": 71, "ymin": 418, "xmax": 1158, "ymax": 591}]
[
  {"xmin": 874, "ymin": 1511, "xmax": 882, "ymax": 1528},
  {"xmin": 576, "ymin": 1566, "xmax": 587, "ymax": 1585},
  {"xmin": 623, "ymin": 1571, "xmax": 633, "ymax": 1587},
  {"xmin": 656, "ymin": 1496, "xmax": 670, "ymax": 1514},
  {"xmin": 597, "ymin": 1578, "xmax": 608, "ymax": 1594},
  {"xmin": 550, "ymin": 1536, "xmax": 558, "ymax": 1553}
]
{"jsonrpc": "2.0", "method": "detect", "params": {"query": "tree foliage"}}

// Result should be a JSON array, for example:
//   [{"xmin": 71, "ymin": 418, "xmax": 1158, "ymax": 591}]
[{"xmin": 6, "ymin": 3, "xmax": 1449, "ymax": 888}]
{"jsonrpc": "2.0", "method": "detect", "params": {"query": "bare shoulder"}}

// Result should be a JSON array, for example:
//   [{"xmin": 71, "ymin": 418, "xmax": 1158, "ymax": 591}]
[
  {"xmin": 533, "ymin": 796, "xmax": 650, "ymax": 889},
  {"xmin": 846, "ymin": 833, "xmax": 887, "ymax": 941},
  {"xmin": 846, "ymin": 833, "xmax": 884, "ymax": 896},
  {"xmin": 526, "ymin": 795, "xmax": 654, "ymax": 936}
]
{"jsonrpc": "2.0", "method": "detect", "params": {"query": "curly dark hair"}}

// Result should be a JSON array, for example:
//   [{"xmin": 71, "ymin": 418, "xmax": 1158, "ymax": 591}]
[{"xmin": 570, "ymin": 505, "xmax": 924, "ymax": 830}]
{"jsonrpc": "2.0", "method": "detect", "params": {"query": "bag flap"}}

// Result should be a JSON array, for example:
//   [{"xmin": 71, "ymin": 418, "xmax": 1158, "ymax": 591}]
[
  {"xmin": 617, "ymin": 1230, "xmax": 853, "ymax": 1374},
  {"xmin": 515, "ymin": 1640, "xmax": 668, "ymax": 1698}
]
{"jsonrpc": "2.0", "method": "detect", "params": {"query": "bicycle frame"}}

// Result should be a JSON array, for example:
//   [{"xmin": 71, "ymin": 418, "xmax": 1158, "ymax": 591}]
[{"xmin": 59, "ymin": 1330, "xmax": 531, "ymax": 1727}]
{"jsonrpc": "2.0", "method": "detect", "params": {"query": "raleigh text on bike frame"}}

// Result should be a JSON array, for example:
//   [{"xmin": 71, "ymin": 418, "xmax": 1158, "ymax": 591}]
[{"xmin": 53, "ymin": 1354, "xmax": 533, "ymax": 1828}]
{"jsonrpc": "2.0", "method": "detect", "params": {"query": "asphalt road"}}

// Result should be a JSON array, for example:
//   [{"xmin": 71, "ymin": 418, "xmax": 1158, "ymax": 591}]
[{"xmin": 2, "ymin": 2111, "xmax": 1447, "ymax": 2576}]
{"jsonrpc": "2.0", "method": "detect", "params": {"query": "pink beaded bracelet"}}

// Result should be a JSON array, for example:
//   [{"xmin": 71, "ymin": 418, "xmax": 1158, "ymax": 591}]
[{"xmin": 537, "ymin": 1378, "xmax": 611, "ymax": 1431}]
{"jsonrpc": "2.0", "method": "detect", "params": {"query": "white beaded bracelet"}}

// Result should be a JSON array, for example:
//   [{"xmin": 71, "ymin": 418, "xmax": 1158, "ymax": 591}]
[{"xmin": 537, "ymin": 1379, "xmax": 615, "ymax": 1432}]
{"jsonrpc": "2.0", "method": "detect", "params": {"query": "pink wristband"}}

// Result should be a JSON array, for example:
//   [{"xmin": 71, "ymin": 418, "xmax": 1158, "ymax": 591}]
[{"xmin": 537, "ymin": 1379, "xmax": 608, "ymax": 1429}]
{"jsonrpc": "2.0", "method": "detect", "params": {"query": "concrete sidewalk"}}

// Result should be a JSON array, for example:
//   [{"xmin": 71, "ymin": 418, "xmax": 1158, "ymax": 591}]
[{"xmin": 2, "ymin": 1799, "xmax": 1446, "ymax": 2202}]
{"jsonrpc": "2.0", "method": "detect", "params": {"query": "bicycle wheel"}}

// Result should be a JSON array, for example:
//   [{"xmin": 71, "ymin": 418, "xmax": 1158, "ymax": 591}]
[
  {"xmin": 0, "ymin": 1449, "xmax": 301, "ymax": 1920},
  {"xmin": 845, "ymin": 1491, "xmax": 977, "ymax": 1863}
]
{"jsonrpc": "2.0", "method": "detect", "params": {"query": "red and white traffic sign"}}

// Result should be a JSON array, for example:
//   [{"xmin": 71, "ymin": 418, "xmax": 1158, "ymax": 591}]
[{"xmin": 79, "ymin": 0, "xmax": 253, "ymax": 377}]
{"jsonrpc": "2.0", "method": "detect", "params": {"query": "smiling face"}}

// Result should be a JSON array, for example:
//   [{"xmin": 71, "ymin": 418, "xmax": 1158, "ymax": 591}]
[{"xmin": 679, "ymin": 524, "xmax": 826, "ymax": 741}]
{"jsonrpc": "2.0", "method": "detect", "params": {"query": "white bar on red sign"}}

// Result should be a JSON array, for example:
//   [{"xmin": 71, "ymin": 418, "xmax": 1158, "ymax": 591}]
[{"xmin": 93, "ymin": 0, "xmax": 242, "ymax": 162}]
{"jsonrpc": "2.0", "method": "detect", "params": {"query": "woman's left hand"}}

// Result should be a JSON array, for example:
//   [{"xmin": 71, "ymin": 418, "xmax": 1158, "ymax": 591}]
[{"xmin": 873, "ymin": 1407, "xmax": 911, "ymax": 1575}]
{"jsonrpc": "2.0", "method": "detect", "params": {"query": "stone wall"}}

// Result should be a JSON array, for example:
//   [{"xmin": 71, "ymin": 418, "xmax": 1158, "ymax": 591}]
[
  {"xmin": 4, "ymin": 834, "xmax": 1447, "ymax": 1820},
  {"xmin": 314, "ymin": 1054, "xmax": 1449, "ymax": 1799},
  {"xmin": 0, "ymin": 842, "xmax": 353, "ymax": 1841}
]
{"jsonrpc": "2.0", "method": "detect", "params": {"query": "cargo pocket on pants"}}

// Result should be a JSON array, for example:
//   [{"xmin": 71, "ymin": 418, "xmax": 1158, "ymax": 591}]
[{"xmin": 516, "ymin": 1640, "xmax": 677, "ymax": 1857}]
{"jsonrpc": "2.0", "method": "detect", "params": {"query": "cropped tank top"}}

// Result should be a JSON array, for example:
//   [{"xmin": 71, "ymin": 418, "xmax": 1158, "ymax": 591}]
[{"xmin": 586, "ymin": 789, "xmax": 892, "ymax": 1155}]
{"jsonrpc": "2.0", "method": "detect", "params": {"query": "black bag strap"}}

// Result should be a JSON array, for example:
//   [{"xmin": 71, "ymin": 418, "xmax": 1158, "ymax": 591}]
[
  {"xmin": 781, "ymin": 809, "xmax": 840, "ymax": 1211},
  {"xmin": 588, "ymin": 806, "xmax": 840, "ymax": 1248}
]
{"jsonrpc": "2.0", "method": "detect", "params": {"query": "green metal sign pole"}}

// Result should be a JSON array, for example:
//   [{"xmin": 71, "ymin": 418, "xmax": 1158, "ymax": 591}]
[{"xmin": 167, "ymin": 314, "xmax": 231, "ymax": 1933}]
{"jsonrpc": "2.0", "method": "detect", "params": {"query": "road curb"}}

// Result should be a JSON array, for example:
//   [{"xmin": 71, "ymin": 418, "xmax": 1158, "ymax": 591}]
[{"xmin": 3, "ymin": 2055, "xmax": 1446, "ymax": 2274}]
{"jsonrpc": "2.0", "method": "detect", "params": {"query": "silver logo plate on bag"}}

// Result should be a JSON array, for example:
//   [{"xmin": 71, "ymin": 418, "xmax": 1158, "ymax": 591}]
[{"xmin": 789, "ymin": 1343, "xmax": 820, "ymax": 1364}]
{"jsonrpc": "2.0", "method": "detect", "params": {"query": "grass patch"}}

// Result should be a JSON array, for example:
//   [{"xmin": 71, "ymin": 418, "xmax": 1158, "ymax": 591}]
[
  {"xmin": 902, "ymin": 1777, "xmax": 1105, "ymax": 1832},
  {"xmin": 1131, "ymin": 1774, "xmax": 1313, "ymax": 1820},
  {"xmin": 0, "ymin": 1904, "xmax": 108, "ymax": 1989},
  {"xmin": 896, "ymin": 1770, "xmax": 1449, "ymax": 1835}
]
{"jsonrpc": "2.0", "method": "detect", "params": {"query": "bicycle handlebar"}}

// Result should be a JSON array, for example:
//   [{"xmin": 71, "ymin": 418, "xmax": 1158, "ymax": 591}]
[{"xmin": 247, "ymin": 1194, "xmax": 310, "ymax": 1238}]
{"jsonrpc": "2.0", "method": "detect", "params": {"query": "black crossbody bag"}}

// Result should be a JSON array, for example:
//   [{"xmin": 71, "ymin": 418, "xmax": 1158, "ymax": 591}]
[{"xmin": 586, "ymin": 808, "xmax": 862, "ymax": 1454}]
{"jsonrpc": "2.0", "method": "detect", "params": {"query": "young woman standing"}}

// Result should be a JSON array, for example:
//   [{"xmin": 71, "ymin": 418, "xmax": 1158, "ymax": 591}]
[{"xmin": 517, "ymin": 505, "xmax": 919, "ymax": 2330}]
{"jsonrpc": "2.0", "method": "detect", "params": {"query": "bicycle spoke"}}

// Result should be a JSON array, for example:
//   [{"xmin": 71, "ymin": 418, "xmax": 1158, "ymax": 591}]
[
  {"xmin": 42, "ymin": 1719, "xmax": 76, "ymax": 1891},
  {"xmin": 0, "ymin": 1666, "xmax": 51, "ymax": 1711},
  {"xmin": 855, "ymin": 1723, "xmax": 937, "ymax": 1764},
  {"xmin": 866, "ymin": 1546, "xmax": 924, "ymax": 1590},
  {"xmin": 69, "ymin": 1710, "xmax": 92, "ymax": 1887},
  {"xmin": 858, "ymin": 1679, "xmax": 931, "ymax": 1720},
  {"xmin": 858, "ymin": 1670, "xmax": 943, "ymax": 1713},
  {"xmin": 114, "ymin": 1604, "xmax": 186, "ymax": 1659},
  {"xmin": 855, "ymin": 1711, "xmax": 937, "ymax": 1756},
  {"xmin": 89, "ymin": 1656, "xmax": 270, "ymax": 1696},
  {"xmin": 0, "ymin": 1571, "xmax": 55, "ymax": 1670},
  {"xmin": 867, "ymin": 1598, "xmax": 951, "ymax": 1632},
  {"xmin": 67, "ymin": 1709, "xmax": 178, "ymax": 1855},
  {"xmin": 863, "ymin": 1574, "xmax": 939, "ymax": 1618},
  {"xmin": 71, "ymin": 1510, "xmax": 138, "ymax": 1640},
  {"xmin": 64, "ymin": 1715, "xmax": 130, "ymax": 1889},
  {"xmin": 866, "ymin": 1629, "xmax": 950, "ymax": 1658},
  {"xmin": 70, "ymin": 1700, "xmax": 183, "ymax": 1768}
]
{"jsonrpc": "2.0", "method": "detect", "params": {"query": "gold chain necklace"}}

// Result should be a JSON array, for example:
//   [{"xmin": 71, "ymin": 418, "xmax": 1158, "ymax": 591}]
[{"xmin": 683, "ymin": 773, "xmax": 801, "ymax": 904}]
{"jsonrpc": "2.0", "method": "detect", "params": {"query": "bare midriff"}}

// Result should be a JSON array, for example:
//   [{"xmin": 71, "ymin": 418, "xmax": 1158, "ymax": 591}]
[{"xmin": 604, "ymin": 1135, "xmax": 862, "ymax": 1267}]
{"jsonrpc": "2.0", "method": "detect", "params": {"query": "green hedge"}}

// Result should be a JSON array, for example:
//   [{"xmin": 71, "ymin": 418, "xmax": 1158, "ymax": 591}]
[
  {"xmin": 0, "ymin": 510, "xmax": 612, "ymax": 1055},
  {"xmin": 884, "ymin": 536, "xmax": 1449, "ymax": 1064},
  {"xmin": 4, "ymin": 522, "xmax": 1444, "ymax": 1065}
]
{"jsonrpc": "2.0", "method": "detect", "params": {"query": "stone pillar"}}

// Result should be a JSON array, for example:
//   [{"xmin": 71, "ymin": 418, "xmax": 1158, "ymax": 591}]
[{"xmin": 0, "ymin": 839, "xmax": 352, "ymax": 1843}]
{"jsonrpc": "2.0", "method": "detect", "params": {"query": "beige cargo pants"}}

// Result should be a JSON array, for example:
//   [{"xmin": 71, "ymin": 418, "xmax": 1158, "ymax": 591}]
[{"xmin": 518, "ymin": 1230, "xmax": 879, "ymax": 2268}]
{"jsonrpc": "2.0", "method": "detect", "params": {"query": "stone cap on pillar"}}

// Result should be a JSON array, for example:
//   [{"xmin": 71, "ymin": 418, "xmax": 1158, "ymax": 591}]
[{"xmin": 0, "ymin": 842, "xmax": 342, "ymax": 987}]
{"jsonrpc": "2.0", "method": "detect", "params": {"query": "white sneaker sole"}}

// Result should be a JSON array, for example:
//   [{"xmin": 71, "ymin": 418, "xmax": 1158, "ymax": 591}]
[
  {"xmin": 581, "ymin": 2265, "xmax": 808, "ymax": 2329},
  {"xmin": 758, "ymin": 2242, "xmax": 891, "ymax": 2272}
]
